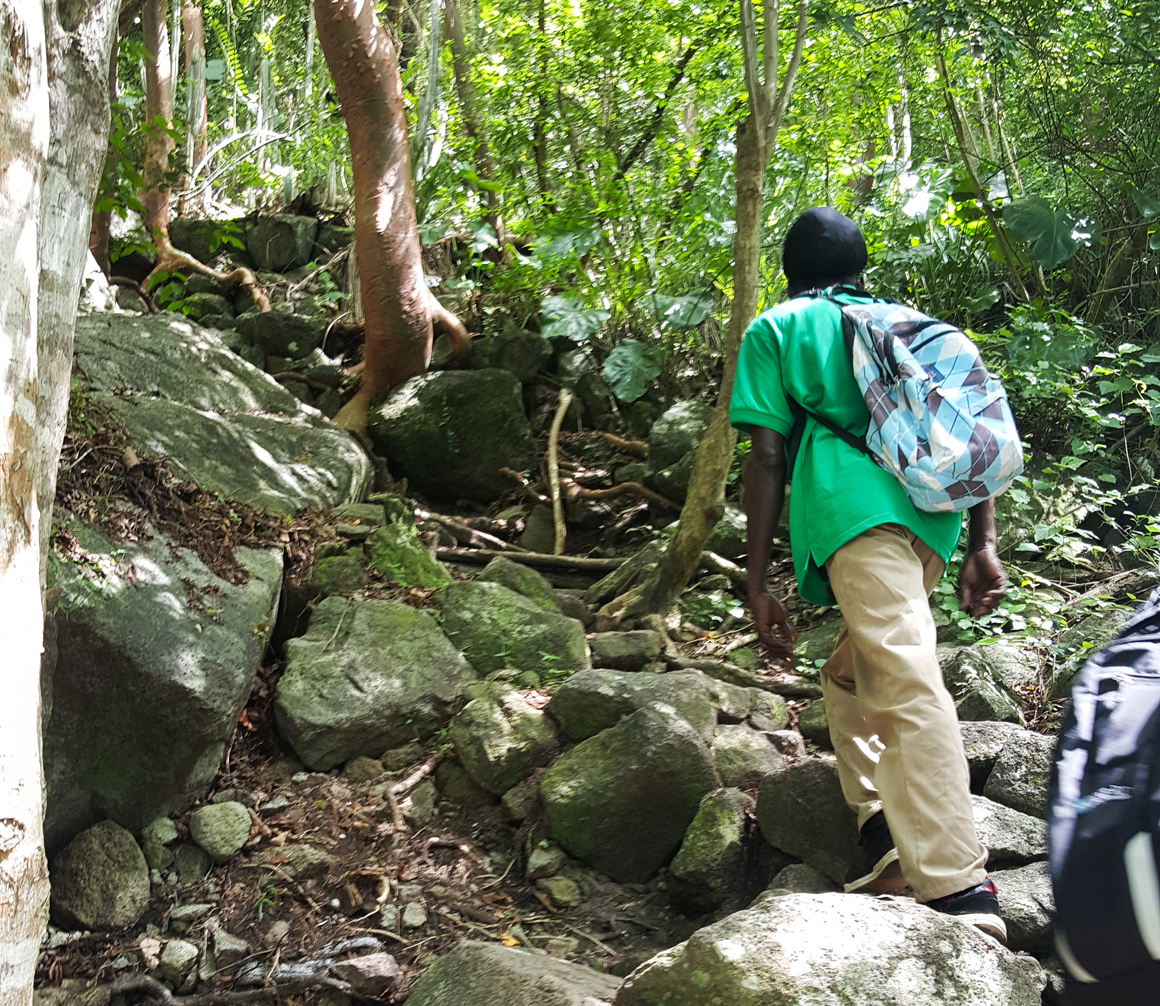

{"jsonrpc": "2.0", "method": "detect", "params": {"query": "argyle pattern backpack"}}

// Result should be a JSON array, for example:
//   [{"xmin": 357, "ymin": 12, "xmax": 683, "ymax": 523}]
[{"xmin": 799, "ymin": 287, "xmax": 1024, "ymax": 513}]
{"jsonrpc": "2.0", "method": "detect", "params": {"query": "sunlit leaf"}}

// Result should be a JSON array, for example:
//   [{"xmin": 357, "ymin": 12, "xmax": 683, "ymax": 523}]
[
  {"xmin": 647, "ymin": 291, "xmax": 712, "ymax": 329},
  {"xmin": 603, "ymin": 339, "xmax": 662, "ymax": 402},
  {"xmin": 540, "ymin": 295, "xmax": 609, "ymax": 342},
  {"xmin": 1131, "ymin": 185, "xmax": 1160, "ymax": 219},
  {"xmin": 1003, "ymin": 196, "xmax": 1093, "ymax": 269}
]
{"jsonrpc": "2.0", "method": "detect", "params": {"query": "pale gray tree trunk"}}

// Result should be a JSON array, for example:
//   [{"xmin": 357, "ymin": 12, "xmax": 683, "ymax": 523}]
[
  {"xmin": 36, "ymin": 0, "xmax": 120, "ymax": 586},
  {"xmin": 1, "ymin": 0, "xmax": 118, "ymax": 1002},
  {"xmin": 0, "ymin": 4, "xmax": 51, "ymax": 1005}
]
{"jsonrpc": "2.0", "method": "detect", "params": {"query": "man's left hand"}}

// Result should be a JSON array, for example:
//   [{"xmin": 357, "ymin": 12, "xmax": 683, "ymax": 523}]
[{"xmin": 957, "ymin": 544, "xmax": 1006, "ymax": 619}]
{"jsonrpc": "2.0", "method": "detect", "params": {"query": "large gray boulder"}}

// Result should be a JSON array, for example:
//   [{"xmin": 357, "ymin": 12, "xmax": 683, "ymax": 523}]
[
  {"xmin": 647, "ymin": 401, "xmax": 713, "ymax": 472},
  {"xmin": 756, "ymin": 757, "xmax": 858, "ymax": 884},
  {"xmin": 616, "ymin": 892, "xmax": 1045, "ymax": 1006},
  {"xmin": 243, "ymin": 213, "xmax": 319, "ymax": 271},
  {"xmin": 1051, "ymin": 608, "xmax": 1132, "ymax": 698},
  {"xmin": 971, "ymin": 795, "xmax": 1047, "ymax": 868},
  {"xmin": 276, "ymin": 597, "xmax": 479, "ymax": 770},
  {"xmin": 469, "ymin": 327, "xmax": 553, "ymax": 383},
  {"xmin": 50, "ymin": 821, "xmax": 150, "ymax": 930},
  {"xmin": 541, "ymin": 706, "xmax": 719, "ymax": 883},
  {"xmin": 438, "ymin": 581, "xmax": 590, "ymax": 677},
  {"xmin": 960, "ymin": 721, "xmax": 1023, "ymax": 791},
  {"xmin": 983, "ymin": 729, "xmax": 1056, "ymax": 818},
  {"xmin": 548, "ymin": 668, "xmax": 717, "ymax": 742},
  {"xmin": 406, "ymin": 941, "xmax": 621, "ymax": 1006},
  {"xmin": 711, "ymin": 724, "xmax": 784, "ymax": 789},
  {"xmin": 667, "ymin": 788, "xmax": 755, "ymax": 914},
  {"xmin": 941, "ymin": 645, "xmax": 1025, "ymax": 724},
  {"xmin": 477, "ymin": 557, "xmax": 560, "ymax": 614},
  {"xmin": 45, "ymin": 520, "xmax": 282, "ymax": 850},
  {"xmin": 72, "ymin": 313, "xmax": 371, "ymax": 513},
  {"xmin": 170, "ymin": 218, "xmax": 233, "ymax": 264},
  {"xmin": 236, "ymin": 309, "xmax": 324, "ymax": 360},
  {"xmin": 992, "ymin": 862, "xmax": 1055, "ymax": 957},
  {"xmin": 449, "ymin": 690, "xmax": 559, "ymax": 795},
  {"xmin": 368, "ymin": 370, "xmax": 536, "ymax": 502}
]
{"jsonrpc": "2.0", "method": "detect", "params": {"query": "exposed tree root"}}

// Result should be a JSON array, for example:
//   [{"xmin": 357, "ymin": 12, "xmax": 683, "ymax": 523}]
[
  {"xmin": 548, "ymin": 388, "xmax": 573, "ymax": 555},
  {"xmin": 436, "ymin": 547, "xmax": 623, "ymax": 572},
  {"xmin": 147, "ymin": 241, "xmax": 271, "ymax": 312},
  {"xmin": 602, "ymin": 432, "xmax": 649, "ymax": 458},
  {"xmin": 95, "ymin": 973, "xmax": 355, "ymax": 1006},
  {"xmin": 501, "ymin": 466, "xmax": 550, "ymax": 505},
  {"xmin": 108, "ymin": 276, "xmax": 157, "ymax": 313},
  {"xmin": 564, "ymin": 479, "xmax": 678, "ymax": 511}
]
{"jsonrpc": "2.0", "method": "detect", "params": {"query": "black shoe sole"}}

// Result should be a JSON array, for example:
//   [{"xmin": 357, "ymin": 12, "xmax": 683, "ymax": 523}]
[{"xmin": 844, "ymin": 849, "xmax": 909, "ymax": 894}]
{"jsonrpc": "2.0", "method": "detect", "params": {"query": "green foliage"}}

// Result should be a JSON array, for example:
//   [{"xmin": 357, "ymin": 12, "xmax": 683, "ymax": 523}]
[
  {"xmin": 603, "ymin": 339, "xmax": 663, "ymax": 403},
  {"xmin": 1003, "ymin": 197, "xmax": 1095, "ymax": 270},
  {"xmin": 540, "ymin": 295, "xmax": 609, "ymax": 342}
]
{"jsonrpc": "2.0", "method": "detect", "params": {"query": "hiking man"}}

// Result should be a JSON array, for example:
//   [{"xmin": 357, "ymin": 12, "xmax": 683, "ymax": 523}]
[{"xmin": 732, "ymin": 206, "xmax": 1008, "ymax": 941}]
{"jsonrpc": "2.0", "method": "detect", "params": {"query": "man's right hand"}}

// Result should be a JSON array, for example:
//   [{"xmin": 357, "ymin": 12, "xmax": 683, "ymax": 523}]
[{"xmin": 749, "ymin": 590, "xmax": 797, "ymax": 663}]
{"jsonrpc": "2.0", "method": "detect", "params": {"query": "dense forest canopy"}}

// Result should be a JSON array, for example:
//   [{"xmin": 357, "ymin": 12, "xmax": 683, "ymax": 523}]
[{"xmin": 100, "ymin": 0, "xmax": 1160, "ymax": 573}]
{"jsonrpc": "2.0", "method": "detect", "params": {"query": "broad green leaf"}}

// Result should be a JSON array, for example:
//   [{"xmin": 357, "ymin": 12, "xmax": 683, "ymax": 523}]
[
  {"xmin": 1151, "ymin": 230, "xmax": 1160, "ymax": 252},
  {"xmin": 536, "ymin": 227, "xmax": 600, "ymax": 261},
  {"xmin": 647, "ymin": 291, "xmax": 712, "ymax": 329},
  {"xmin": 1003, "ymin": 197, "xmax": 1093, "ymax": 269},
  {"xmin": 1131, "ymin": 185, "xmax": 1160, "ymax": 219},
  {"xmin": 418, "ymin": 221, "xmax": 449, "ymax": 244},
  {"xmin": 541, "ymin": 296, "xmax": 609, "ymax": 342},
  {"xmin": 603, "ymin": 339, "xmax": 662, "ymax": 403},
  {"xmin": 963, "ymin": 287, "xmax": 1001, "ymax": 313},
  {"xmin": 470, "ymin": 222, "xmax": 498, "ymax": 254}
]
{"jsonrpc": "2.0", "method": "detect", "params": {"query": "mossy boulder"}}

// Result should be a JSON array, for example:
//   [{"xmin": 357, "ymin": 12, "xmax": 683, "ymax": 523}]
[
  {"xmin": 548, "ymin": 668, "xmax": 717, "ymax": 743},
  {"xmin": 668, "ymin": 788, "xmax": 755, "ymax": 914},
  {"xmin": 170, "ymin": 218, "xmax": 233, "ymax": 264},
  {"xmin": 541, "ymin": 705, "xmax": 719, "ymax": 883},
  {"xmin": 366, "ymin": 522, "xmax": 451, "ymax": 589},
  {"xmin": 243, "ymin": 213, "xmax": 319, "ymax": 271},
  {"xmin": 711, "ymin": 724, "xmax": 784, "ymax": 789},
  {"xmin": 971, "ymin": 795, "xmax": 1047, "ymax": 868},
  {"xmin": 747, "ymin": 689, "xmax": 790, "ymax": 732},
  {"xmin": 478, "ymin": 556, "xmax": 560, "ymax": 614},
  {"xmin": 368, "ymin": 370, "xmax": 537, "ymax": 502},
  {"xmin": 587, "ymin": 630, "xmax": 662, "ymax": 671},
  {"xmin": 236, "ymin": 309, "xmax": 324, "ymax": 360},
  {"xmin": 276, "ymin": 597, "xmax": 479, "ymax": 770},
  {"xmin": 1050, "ymin": 608, "xmax": 1132, "ymax": 698},
  {"xmin": 706, "ymin": 502, "xmax": 747, "ymax": 561},
  {"xmin": 50, "ymin": 821, "xmax": 150, "ymax": 930},
  {"xmin": 617, "ymin": 892, "xmax": 1045, "ymax": 1006},
  {"xmin": 438, "ymin": 580, "xmax": 589, "ymax": 677},
  {"xmin": 797, "ymin": 699, "xmax": 832, "ymax": 749},
  {"xmin": 647, "ymin": 400, "xmax": 713, "ymax": 472},
  {"xmin": 189, "ymin": 801, "xmax": 251, "ymax": 863},
  {"xmin": 757, "ymin": 757, "xmax": 859, "ymax": 884},
  {"xmin": 469, "ymin": 328, "xmax": 552, "ymax": 383},
  {"xmin": 942, "ymin": 646, "xmax": 1026, "ymax": 725},
  {"xmin": 311, "ymin": 552, "xmax": 368, "ymax": 597},
  {"xmin": 449, "ymin": 690, "xmax": 559, "ymax": 795},
  {"xmin": 982, "ymin": 729, "xmax": 1055, "ymax": 818},
  {"xmin": 959, "ymin": 720, "xmax": 1022, "ymax": 792}
]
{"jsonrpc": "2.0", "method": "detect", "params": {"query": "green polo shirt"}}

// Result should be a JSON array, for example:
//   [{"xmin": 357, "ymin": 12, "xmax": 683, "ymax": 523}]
[{"xmin": 730, "ymin": 291, "xmax": 962, "ymax": 606}]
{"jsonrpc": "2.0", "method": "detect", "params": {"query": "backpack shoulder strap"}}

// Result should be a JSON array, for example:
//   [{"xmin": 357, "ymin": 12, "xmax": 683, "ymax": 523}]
[{"xmin": 785, "ymin": 394, "xmax": 876, "ymax": 462}]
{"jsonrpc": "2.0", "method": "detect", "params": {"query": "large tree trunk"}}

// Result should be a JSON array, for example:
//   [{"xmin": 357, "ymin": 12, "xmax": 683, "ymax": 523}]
[
  {"xmin": 0, "ymin": 8, "xmax": 50, "ymax": 1003},
  {"xmin": 443, "ymin": 0, "xmax": 501, "ymax": 241},
  {"xmin": 314, "ymin": 0, "xmax": 467, "ymax": 430},
  {"xmin": 182, "ymin": 0, "xmax": 208, "ymax": 176}
]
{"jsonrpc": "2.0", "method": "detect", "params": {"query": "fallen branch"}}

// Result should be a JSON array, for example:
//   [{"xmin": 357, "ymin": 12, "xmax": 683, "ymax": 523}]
[
  {"xmin": 698, "ymin": 550, "xmax": 747, "ymax": 590},
  {"xmin": 99, "ymin": 972, "xmax": 354, "ymax": 1006},
  {"xmin": 564, "ymin": 479, "xmax": 678, "ymax": 511},
  {"xmin": 548, "ymin": 388, "xmax": 573, "ymax": 555},
  {"xmin": 602, "ymin": 432, "xmax": 649, "ymax": 458},
  {"xmin": 286, "ymin": 247, "xmax": 351, "ymax": 296},
  {"xmin": 436, "ymin": 547, "xmax": 623, "ymax": 572},
  {"xmin": 501, "ymin": 466, "xmax": 549, "ymax": 506},
  {"xmin": 417, "ymin": 508, "xmax": 528, "ymax": 553},
  {"xmin": 390, "ymin": 751, "xmax": 443, "ymax": 796}
]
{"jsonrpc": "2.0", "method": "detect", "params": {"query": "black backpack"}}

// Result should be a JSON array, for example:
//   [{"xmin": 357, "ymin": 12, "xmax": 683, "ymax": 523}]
[{"xmin": 1048, "ymin": 590, "xmax": 1160, "ymax": 985}]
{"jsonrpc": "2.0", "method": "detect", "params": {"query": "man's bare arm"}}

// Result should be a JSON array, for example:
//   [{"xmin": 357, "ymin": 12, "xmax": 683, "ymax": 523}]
[
  {"xmin": 744, "ymin": 426, "xmax": 796, "ymax": 660},
  {"xmin": 957, "ymin": 498, "xmax": 1006, "ymax": 618}
]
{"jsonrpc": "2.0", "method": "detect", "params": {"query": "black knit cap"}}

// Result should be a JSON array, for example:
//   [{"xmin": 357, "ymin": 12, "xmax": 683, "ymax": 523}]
[{"xmin": 782, "ymin": 207, "xmax": 868, "ymax": 289}]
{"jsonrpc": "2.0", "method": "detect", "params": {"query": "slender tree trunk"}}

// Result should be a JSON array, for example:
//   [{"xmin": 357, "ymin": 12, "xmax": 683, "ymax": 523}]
[
  {"xmin": 0, "ymin": 9, "xmax": 50, "ymax": 1003},
  {"xmin": 443, "ymin": 0, "xmax": 502, "ymax": 240},
  {"xmin": 182, "ymin": 0, "xmax": 208, "ymax": 173},
  {"xmin": 314, "ymin": 0, "xmax": 468, "ymax": 430},
  {"xmin": 88, "ymin": 29, "xmax": 119, "ymax": 275},
  {"xmin": 598, "ymin": 0, "xmax": 809, "ymax": 625},
  {"xmin": 141, "ymin": 0, "xmax": 268, "ymax": 307}
]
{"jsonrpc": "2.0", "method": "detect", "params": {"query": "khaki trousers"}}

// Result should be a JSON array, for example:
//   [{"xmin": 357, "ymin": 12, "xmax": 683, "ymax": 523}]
[{"xmin": 821, "ymin": 524, "xmax": 987, "ymax": 903}]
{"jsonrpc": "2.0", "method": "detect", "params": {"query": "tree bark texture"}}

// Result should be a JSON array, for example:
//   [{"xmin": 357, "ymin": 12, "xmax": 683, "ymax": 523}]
[
  {"xmin": 314, "ymin": 0, "xmax": 467, "ymax": 429},
  {"xmin": 602, "ymin": 0, "xmax": 809, "ymax": 624},
  {"xmin": 443, "ymin": 0, "xmax": 501, "ymax": 240},
  {"xmin": 37, "ymin": 0, "xmax": 120, "ymax": 588},
  {"xmin": 182, "ymin": 0, "xmax": 208, "ymax": 172},
  {"xmin": 141, "ymin": 0, "xmax": 173, "ymax": 243},
  {"xmin": 88, "ymin": 29, "xmax": 118, "ymax": 275},
  {"xmin": 0, "ymin": 3, "xmax": 51, "ymax": 1003}
]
